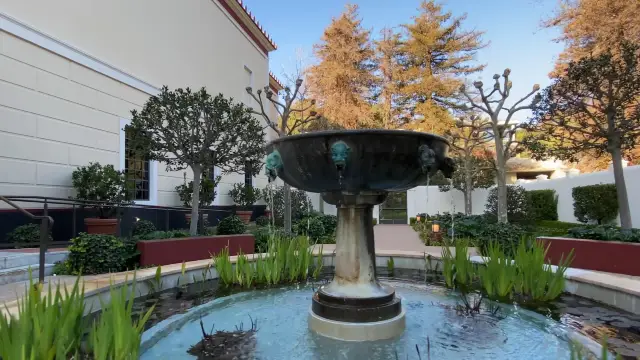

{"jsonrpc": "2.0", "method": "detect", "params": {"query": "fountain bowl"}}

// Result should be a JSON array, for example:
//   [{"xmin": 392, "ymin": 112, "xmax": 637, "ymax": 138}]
[{"xmin": 265, "ymin": 129, "xmax": 453, "ymax": 193}]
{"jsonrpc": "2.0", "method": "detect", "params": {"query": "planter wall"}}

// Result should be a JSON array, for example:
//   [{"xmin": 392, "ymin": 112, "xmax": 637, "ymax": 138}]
[
  {"xmin": 539, "ymin": 236, "xmax": 640, "ymax": 276},
  {"xmin": 137, "ymin": 234, "xmax": 255, "ymax": 266}
]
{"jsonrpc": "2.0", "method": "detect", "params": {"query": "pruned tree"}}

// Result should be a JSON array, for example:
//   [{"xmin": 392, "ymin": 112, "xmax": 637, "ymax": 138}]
[
  {"xmin": 246, "ymin": 69, "xmax": 320, "ymax": 233},
  {"xmin": 397, "ymin": 0, "xmax": 486, "ymax": 134},
  {"xmin": 459, "ymin": 70, "xmax": 541, "ymax": 223},
  {"xmin": 523, "ymin": 44, "xmax": 640, "ymax": 229},
  {"xmin": 439, "ymin": 115, "xmax": 495, "ymax": 214},
  {"xmin": 128, "ymin": 86, "xmax": 265, "ymax": 235}
]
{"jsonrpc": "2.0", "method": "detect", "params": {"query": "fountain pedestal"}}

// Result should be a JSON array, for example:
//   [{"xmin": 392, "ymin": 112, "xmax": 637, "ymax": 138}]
[{"xmin": 308, "ymin": 192, "xmax": 406, "ymax": 341}]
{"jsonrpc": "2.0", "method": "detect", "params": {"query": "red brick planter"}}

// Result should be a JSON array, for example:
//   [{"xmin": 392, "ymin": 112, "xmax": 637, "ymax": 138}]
[
  {"xmin": 538, "ymin": 236, "xmax": 640, "ymax": 276},
  {"xmin": 137, "ymin": 234, "xmax": 255, "ymax": 266}
]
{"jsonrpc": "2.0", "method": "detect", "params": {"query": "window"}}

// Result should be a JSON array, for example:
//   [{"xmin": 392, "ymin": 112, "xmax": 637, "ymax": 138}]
[
  {"xmin": 124, "ymin": 126, "xmax": 150, "ymax": 201},
  {"xmin": 119, "ymin": 119, "xmax": 157, "ymax": 205},
  {"xmin": 244, "ymin": 161, "xmax": 253, "ymax": 187}
]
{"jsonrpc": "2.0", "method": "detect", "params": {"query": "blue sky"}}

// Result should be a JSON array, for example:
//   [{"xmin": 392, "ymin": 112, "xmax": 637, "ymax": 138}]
[{"xmin": 243, "ymin": 0, "xmax": 566, "ymax": 120}]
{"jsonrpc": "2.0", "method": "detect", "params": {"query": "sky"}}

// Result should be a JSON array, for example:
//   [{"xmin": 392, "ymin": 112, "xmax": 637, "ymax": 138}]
[{"xmin": 242, "ymin": 0, "xmax": 566, "ymax": 121}]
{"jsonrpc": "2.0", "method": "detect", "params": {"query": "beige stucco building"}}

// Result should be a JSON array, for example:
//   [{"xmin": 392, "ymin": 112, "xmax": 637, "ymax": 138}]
[{"xmin": 0, "ymin": 0, "xmax": 283, "ymax": 208}]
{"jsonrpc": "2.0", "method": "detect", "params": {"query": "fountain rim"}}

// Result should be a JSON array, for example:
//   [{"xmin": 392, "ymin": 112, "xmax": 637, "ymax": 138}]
[{"xmin": 266, "ymin": 129, "xmax": 450, "ymax": 146}]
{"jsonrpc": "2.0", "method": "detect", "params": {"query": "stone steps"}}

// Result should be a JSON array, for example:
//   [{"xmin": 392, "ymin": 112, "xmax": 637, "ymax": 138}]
[{"xmin": 0, "ymin": 251, "xmax": 68, "ymax": 285}]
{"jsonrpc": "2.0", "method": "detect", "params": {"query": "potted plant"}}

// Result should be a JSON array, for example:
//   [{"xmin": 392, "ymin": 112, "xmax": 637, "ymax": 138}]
[
  {"xmin": 175, "ymin": 172, "xmax": 221, "ymax": 223},
  {"xmin": 72, "ymin": 162, "xmax": 132, "ymax": 235},
  {"xmin": 228, "ymin": 183, "xmax": 261, "ymax": 224}
]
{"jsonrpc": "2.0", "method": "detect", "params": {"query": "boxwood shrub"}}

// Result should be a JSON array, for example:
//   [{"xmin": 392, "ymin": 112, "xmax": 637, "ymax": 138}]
[
  {"xmin": 66, "ymin": 233, "xmax": 129, "ymax": 275},
  {"xmin": 572, "ymin": 184, "xmax": 618, "ymax": 224},
  {"xmin": 527, "ymin": 189, "xmax": 558, "ymax": 221},
  {"xmin": 6, "ymin": 223, "xmax": 53, "ymax": 248},
  {"xmin": 132, "ymin": 220, "xmax": 156, "ymax": 236},
  {"xmin": 217, "ymin": 215, "xmax": 246, "ymax": 235}
]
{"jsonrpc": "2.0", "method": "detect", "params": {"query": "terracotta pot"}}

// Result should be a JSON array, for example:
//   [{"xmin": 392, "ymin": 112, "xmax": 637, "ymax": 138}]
[
  {"xmin": 84, "ymin": 218, "xmax": 118, "ymax": 235},
  {"xmin": 264, "ymin": 210, "xmax": 272, "ymax": 218},
  {"xmin": 236, "ymin": 210, "xmax": 253, "ymax": 224}
]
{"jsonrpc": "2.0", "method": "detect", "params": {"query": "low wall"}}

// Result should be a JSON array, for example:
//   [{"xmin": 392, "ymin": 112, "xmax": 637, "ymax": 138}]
[
  {"xmin": 539, "ymin": 236, "xmax": 640, "ymax": 276},
  {"xmin": 137, "ymin": 234, "xmax": 255, "ymax": 266}
]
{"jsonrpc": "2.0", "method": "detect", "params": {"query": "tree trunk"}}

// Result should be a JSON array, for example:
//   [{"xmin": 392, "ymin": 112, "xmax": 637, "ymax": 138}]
[
  {"xmin": 189, "ymin": 165, "xmax": 201, "ymax": 236},
  {"xmin": 319, "ymin": 194, "xmax": 325, "ymax": 214},
  {"xmin": 464, "ymin": 158, "xmax": 473, "ymax": 215},
  {"xmin": 611, "ymin": 147, "xmax": 633, "ymax": 229},
  {"xmin": 494, "ymin": 137, "xmax": 508, "ymax": 223},
  {"xmin": 283, "ymin": 183, "xmax": 292, "ymax": 234}
]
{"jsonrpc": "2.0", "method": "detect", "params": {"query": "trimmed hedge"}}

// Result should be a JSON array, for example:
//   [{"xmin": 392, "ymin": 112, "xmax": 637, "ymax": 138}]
[
  {"xmin": 6, "ymin": 223, "xmax": 53, "ymax": 248},
  {"xmin": 485, "ymin": 185, "xmax": 531, "ymax": 224},
  {"xmin": 527, "ymin": 190, "xmax": 558, "ymax": 221},
  {"xmin": 132, "ymin": 220, "xmax": 156, "ymax": 236},
  {"xmin": 568, "ymin": 225, "xmax": 640, "ymax": 243},
  {"xmin": 572, "ymin": 184, "xmax": 618, "ymax": 224}
]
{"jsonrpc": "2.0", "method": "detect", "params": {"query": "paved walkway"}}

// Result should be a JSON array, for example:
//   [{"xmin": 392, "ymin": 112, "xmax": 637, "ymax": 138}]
[{"xmin": 315, "ymin": 225, "xmax": 478, "ymax": 257}]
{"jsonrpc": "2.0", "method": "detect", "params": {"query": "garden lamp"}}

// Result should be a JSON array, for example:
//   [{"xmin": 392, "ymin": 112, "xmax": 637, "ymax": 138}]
[{"xmin": 431, "ymin": 221, "xmax": 440, "ymax": 233}]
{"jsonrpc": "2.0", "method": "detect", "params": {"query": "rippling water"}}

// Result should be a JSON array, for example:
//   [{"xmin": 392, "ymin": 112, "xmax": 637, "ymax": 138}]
[{"xmin": 141, "ymin": 280, "xmax": 572, "ymax": 360}]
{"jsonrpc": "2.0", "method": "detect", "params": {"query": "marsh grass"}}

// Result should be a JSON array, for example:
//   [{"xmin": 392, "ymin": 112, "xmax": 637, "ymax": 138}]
[
  {"xmin": 213, "ymin": 235, "xmax": 323, "ymax": 288},
  {"xmin": 0, "ymin": 270, "xmax": 153, "ymax": 359}
]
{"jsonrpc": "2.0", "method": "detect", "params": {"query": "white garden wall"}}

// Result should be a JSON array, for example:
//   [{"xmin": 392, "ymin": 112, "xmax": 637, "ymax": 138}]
[{"xmin": 407, "ymin": 165, "xmax": 640, "ymax": 226}]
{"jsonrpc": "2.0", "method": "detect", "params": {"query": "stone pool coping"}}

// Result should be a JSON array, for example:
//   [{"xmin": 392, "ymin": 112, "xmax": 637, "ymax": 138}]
[{"xmin": 1, "ymin": 247, "xmax": 639, "ymax": 318}]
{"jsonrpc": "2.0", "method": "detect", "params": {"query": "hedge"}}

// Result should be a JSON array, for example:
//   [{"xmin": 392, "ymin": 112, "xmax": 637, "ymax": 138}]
[
  {"xmin": 572, "ymin": 184, "xmax": 618, "ymax": 224},
  {"xmin": 527, "ymin": 189, "xmax": 558, "ymax": 221}
]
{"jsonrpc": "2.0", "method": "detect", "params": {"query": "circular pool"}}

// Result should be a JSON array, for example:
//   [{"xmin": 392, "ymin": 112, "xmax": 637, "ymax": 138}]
[{"xmin": 141, "ymin": 279, "xmax": 573, "ymax": 359}]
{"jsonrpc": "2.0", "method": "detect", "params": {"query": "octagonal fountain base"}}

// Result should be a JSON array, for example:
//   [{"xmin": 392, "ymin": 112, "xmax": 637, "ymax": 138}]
[{"xmin": 309, "ymin": 307, "xmax": 406, "ymax": 341}]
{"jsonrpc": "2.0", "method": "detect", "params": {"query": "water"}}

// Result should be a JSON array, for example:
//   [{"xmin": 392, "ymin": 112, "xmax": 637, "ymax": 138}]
[{"xmin": 141, "ymin": 281, "xmax": 572, "ymax": 360}]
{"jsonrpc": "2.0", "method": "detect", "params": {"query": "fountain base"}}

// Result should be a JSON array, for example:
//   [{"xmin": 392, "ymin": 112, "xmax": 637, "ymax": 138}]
[{"xmin": 308, "ymin": 307, "xmax": 406, "ymax": 341}]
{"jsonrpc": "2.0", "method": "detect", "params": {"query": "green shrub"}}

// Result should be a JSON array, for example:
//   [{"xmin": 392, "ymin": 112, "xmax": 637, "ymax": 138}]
[
  {"xmin": 71, "ymin": 162, "xmax": 131, "ymax": 218},
  {"xmin": 294, "ymin": 217, "xmax": 326, "ymax": 241},
  {"xmin": 314, "ymin": 213, "xmax": 337, "ymax": 235},
  {"xmin": 175, "ymin": 173, "xmax": 221, "ymax": 207},
  {"xmin": 134, "ymin": 230, "xmax": 190, "ymax": 241},
  {"xmin": 568, "ymin": 225, "xmax": 640, "ymax": 242},
  {"xmin": 6, "ymin": 223, "xmax": 53, "ymax": 248},
  {"xmin": 572, "ymin": 184, "xmax": 618, "ymax": 224},
  {"xmin": 255, "ymin": 215, "xmax": 270, "ymax": 227},
  {"xmin": 132, "ymin": 219, "xmax": 156, "ymax": 236},
  {"xmin": 263, "ymin": 186, "xmax": 312, "ymax": 226},
  {"xmin": 228, "ymin": 183, "xmax": 261, "ymax": 207},
  {"xmin": 527, "ymin": 190, "xmax": 558, "ymax": 221},
  {"xmin": 372, "ymin": 218, "xmax": 378, "ymax": 226},
  {"xmin": 409, "ymin": 217, "xmax": 417, "ymax": 225},
  {"xmin": 217, "ymin": 215, "xmax": 246, "ymax": 235},
  {"xmin": 485, "ymin": 185, "xmax": 531, "ymax": 224},
  {"xmin": 66, "ymin": 233, "xmax": 128, "ymax": 275}
]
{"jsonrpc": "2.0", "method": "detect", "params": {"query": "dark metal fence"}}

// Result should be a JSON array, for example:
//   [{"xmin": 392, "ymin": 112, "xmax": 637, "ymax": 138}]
[{"xmin": 0, "ymin": 195, "xmax": 266, "ymax": 283}]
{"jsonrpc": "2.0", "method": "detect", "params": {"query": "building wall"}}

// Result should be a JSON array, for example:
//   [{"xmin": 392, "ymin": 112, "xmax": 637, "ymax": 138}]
[
  {"xmin": 408, "ymin": 165, "xmax": 640, "ymax": 227},
  {"xmin": 0, "ymin": 1, "xmax": 272, "ymax": 208}
]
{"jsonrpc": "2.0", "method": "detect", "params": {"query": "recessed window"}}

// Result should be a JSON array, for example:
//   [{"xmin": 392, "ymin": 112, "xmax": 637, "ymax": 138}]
[
  {"xmin": 244, "ymin": 161, "xmax": 253, "ymax": 187},
  {"xmin": 124, "ymin": 126, "xmax": 150, "ymax": 201}
]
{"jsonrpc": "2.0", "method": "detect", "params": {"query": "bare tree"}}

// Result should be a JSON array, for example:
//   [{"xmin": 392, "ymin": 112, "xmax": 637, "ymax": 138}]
[
  {"xmin": 246, "ymin": 66, "xmax": 320, "ymax": 233},
  {"xmin": 459, "ymin": 69, "xmax": 541, "ymax": 223},
  {"xmin": 440, "ymin": 114, "xmax": 495, "ymax": 214}
]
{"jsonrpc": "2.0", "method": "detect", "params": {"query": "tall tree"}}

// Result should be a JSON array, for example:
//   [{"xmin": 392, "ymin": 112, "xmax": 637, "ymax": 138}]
[
  {"xmin": 545, "ymin": 0, "xmax": 640, "ymax": 76},
  {"xmin": 459, "ymin": 70, "xmax": 541, "ymax": 223},
  {"xmin": 397, "ymin": 0, "xmax": 486, "ymax": 135},
  {"xmin": 439, "ymin": 115, "xmax": 495, "ymax": 214},
  {"xmin": 523, "ymin": 45, "xmax": 640, "ymax": 229},
  {"xmin": 306, "ymin": 4, "xmax": 378, "ymax": 129},
  {"xmin": 374, "ymin": 27, "xmax": 404, "ymax": 128},
  {"xmin": 128, "ymin": 87, "xmax": 265, "ymax": 235},
  {"xmin": 246, "ymin": 70, "xmax": 320, "ymax": 233}
]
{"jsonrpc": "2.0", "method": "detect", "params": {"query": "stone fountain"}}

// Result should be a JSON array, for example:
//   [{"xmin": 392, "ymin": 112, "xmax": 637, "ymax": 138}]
[{"xmin": 265, "ymin": 130, "xmax": 454, "ymax": 341}]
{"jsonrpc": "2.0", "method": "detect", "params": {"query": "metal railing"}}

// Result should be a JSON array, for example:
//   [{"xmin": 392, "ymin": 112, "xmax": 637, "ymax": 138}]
[
  {"xmin": 0, "ymin": 195, "xmax": 235, "ymax": 283},
  {"xmin": 0, "ymin": 196, "xmax": 54, "ymax": 283}
]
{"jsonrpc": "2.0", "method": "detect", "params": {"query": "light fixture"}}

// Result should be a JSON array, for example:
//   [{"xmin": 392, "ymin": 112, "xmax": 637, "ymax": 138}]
[
  {"xmin": 431, "ymin": 221, "xmax": 440, "ymax": 233},
  {"xmin": 416, "ymin": 215, "xmax": 421, "ymax": 222}
]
